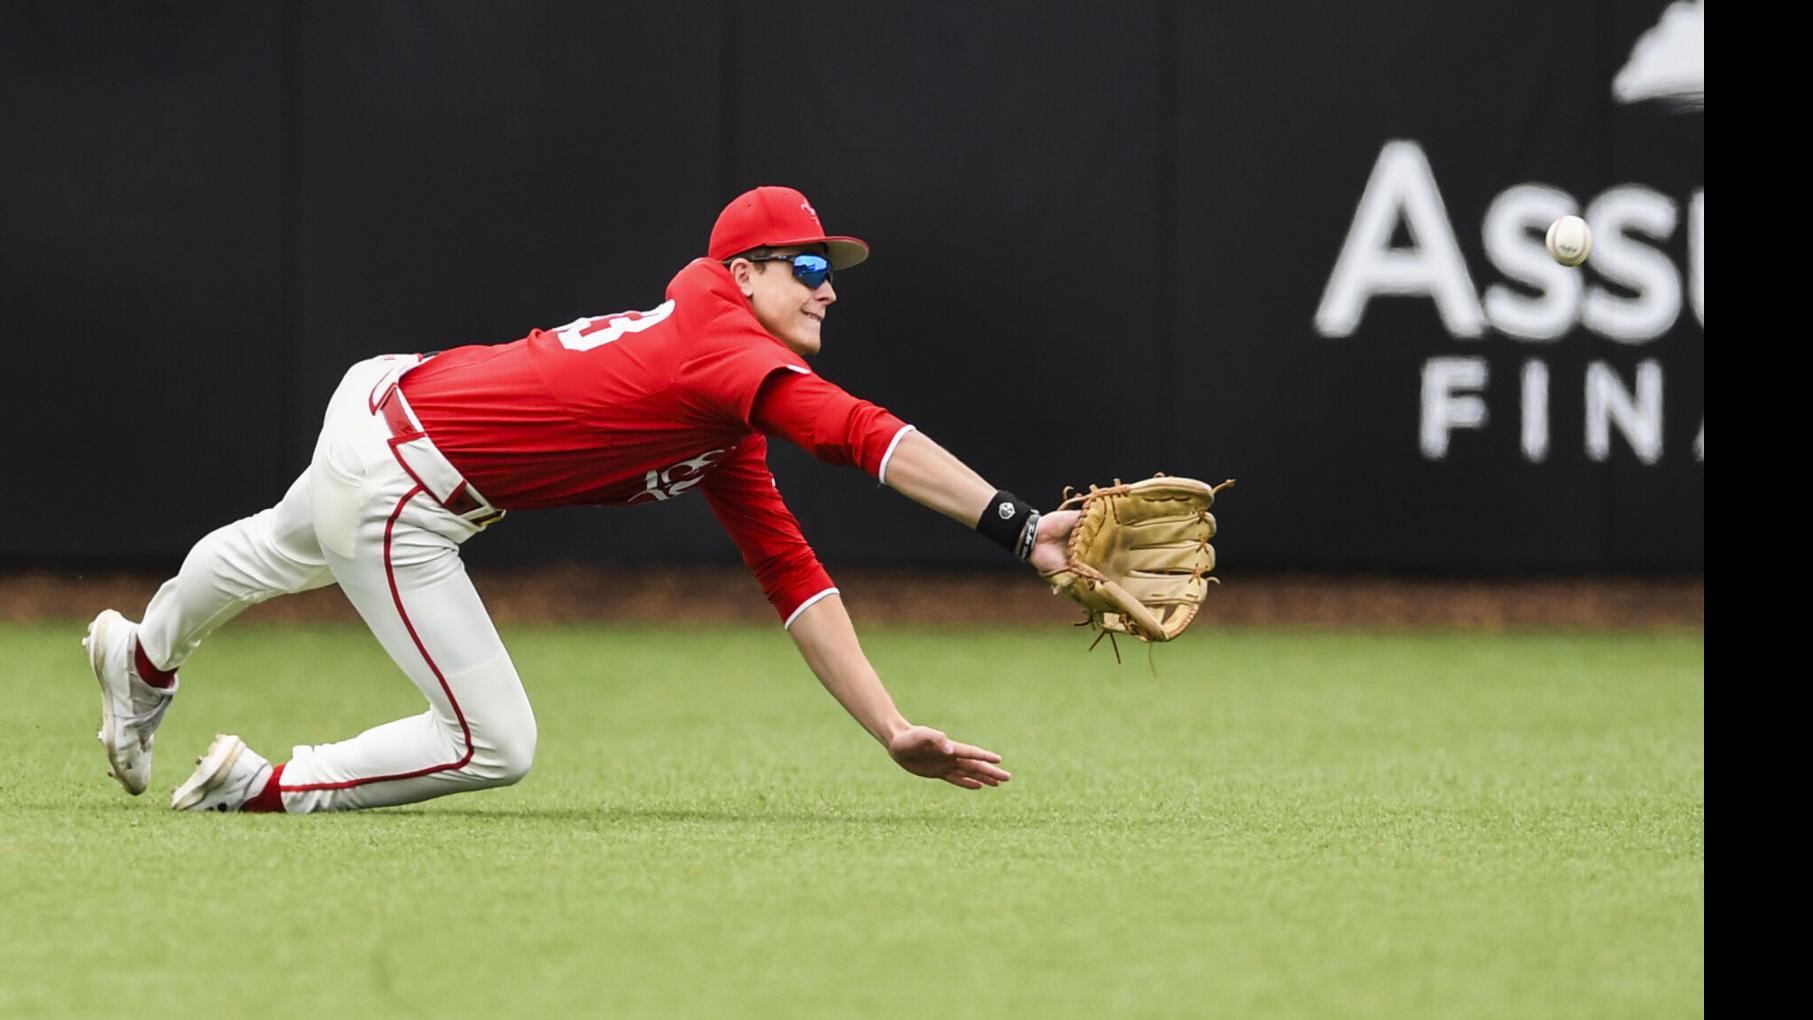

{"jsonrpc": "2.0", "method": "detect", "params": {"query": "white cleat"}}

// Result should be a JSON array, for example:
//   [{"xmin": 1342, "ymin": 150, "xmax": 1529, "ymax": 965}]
[
  {"xmin": 84, "ymin": 609, "xmax": 177, "ymax": 795},
  {"xmin": 171, "ymin": 734, "xmax": 273, "ymax": 813}
]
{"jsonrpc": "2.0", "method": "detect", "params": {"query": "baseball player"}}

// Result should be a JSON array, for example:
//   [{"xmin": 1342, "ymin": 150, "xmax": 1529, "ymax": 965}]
[{"xmin": 85, "ymin": 185, "xmax": 1080, "ymax": 813}]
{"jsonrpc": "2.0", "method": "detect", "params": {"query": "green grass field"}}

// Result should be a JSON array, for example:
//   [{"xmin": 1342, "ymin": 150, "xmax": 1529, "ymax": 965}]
[{"xmin": 1, "ymin": 619, "xmax": 1702, "ymax": 1019}]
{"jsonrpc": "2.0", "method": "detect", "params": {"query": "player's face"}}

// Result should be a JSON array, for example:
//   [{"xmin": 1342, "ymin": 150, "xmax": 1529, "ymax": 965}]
[{"xmin": 736, "ymin": 245, "xmax": 837, "ymax": 356}]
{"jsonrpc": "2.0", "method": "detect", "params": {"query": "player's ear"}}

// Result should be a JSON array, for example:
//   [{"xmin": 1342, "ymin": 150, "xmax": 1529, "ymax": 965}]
[{"xmin": 728, "ymin": 258, "xmax": 756, "ymax": 296}]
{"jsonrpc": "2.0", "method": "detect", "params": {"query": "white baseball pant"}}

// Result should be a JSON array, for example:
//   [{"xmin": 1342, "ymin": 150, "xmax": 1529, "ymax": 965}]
[{"xmin": 135, "ymin": 355, "xmax": 536, "ymax": 812}]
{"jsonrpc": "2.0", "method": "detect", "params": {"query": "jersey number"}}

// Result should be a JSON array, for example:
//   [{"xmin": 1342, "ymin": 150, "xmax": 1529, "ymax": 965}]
[{"xmin": 554, "ymin": 300, "xmax": 677, "ymax": 352}]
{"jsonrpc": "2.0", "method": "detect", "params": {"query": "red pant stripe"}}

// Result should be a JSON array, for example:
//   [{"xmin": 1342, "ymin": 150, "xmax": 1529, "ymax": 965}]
[{"xmin": 281, "ymin": 485, "xmax": 475, "ymax": 792}]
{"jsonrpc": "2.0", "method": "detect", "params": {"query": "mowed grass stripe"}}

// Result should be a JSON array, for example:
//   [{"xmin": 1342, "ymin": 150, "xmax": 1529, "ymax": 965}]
[{"xmin": 1, "ymin": 622, "xmax": 1703, "ymax": 1019}]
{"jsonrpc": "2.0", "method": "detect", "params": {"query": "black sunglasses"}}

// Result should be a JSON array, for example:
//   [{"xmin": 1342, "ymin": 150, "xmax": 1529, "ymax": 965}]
[{"xmin": 745, "ymin": 252, "xmax": 833, "ymax": 289}]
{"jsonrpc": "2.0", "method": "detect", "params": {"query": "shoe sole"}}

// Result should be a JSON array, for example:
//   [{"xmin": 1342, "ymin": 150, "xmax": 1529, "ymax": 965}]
[
  {"xmin": 171, "ymin": 734, "xmax": 246, "ymax": 811},
  {"xmin": 85, "ymin": 609, "xmax": 147, "ymax": 796}
]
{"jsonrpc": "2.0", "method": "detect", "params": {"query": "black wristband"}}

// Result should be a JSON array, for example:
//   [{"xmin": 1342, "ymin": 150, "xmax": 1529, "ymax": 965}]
[{"xmin": 977, "ymin": 490, "xmax": 1041, "ymax": 561}]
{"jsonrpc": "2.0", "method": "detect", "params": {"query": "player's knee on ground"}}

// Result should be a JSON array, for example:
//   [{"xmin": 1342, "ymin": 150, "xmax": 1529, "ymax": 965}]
[{"xmin": 462, "ymin": 704, "xmax": 537, "ymax": 787}]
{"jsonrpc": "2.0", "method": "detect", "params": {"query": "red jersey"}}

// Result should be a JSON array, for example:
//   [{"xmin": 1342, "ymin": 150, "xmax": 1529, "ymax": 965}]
[{"xmin": 400, "ymin": 258, "xmax": 913, "ymax": 624}]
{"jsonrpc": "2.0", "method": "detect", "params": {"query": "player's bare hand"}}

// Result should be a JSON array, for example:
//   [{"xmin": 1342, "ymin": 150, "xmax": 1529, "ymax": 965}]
[
  {"xmin": 888, "ymin": 725, "xmax": 1011, "ymax": 790},
  {"xmin": 1029, "ymin": 509, "xmax": 1081, "ymax": 575}
]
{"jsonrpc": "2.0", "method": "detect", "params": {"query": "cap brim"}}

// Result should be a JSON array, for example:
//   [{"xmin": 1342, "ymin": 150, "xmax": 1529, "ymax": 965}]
[{"xmin": 768, "ymin": 235, "xmax": 870, "ymax": 270}]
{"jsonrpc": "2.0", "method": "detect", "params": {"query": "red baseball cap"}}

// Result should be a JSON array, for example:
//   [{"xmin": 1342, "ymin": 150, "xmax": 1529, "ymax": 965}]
[{"xmin": 708, "ymin": 186, "xmax": 870, "ymax": 270}]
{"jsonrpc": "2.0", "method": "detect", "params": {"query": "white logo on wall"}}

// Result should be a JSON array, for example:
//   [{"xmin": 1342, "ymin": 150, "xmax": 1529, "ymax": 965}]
[
  {"xmin": 1615, "ymin": 0, "xmax": 1704, "ymax": 110},
  {"xmin": 1315, "ymin": 2, "xmax": 1703, "ymax": 465}
]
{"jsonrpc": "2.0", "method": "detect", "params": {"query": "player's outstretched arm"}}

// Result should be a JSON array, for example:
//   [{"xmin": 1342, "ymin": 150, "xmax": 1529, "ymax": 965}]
[
  {"xmin": 746, "ymin": 374, "xmax": 1077, "ymax": 564},
  {"xmin": 882, "ymin": 431, "xmax": 1079, "ymax": 570},
  {"xmin": 787, "ymin": 592, "xmax": 1011, "ymax": 790},
  {"xmin": 878, "ymin": 431, "xmax": 993, "ymax": 524}
]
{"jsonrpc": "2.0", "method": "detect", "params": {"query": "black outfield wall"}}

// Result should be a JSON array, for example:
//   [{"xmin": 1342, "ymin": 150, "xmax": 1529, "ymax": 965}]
[{"xmin": 1, "ymin": 1, "xmax": 1704, "ymax": 572}]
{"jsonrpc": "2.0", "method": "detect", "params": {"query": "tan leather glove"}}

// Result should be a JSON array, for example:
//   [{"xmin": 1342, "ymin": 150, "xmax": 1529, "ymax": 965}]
[{"xmin": 1041, "ymin": 475, "xmax": 1234, "ymax": 643}]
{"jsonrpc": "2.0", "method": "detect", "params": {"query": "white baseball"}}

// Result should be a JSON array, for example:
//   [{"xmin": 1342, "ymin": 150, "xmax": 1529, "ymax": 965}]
[{"xmin": 1545, "ymin": 215, "xmax": 1592, "ymax": 267}]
